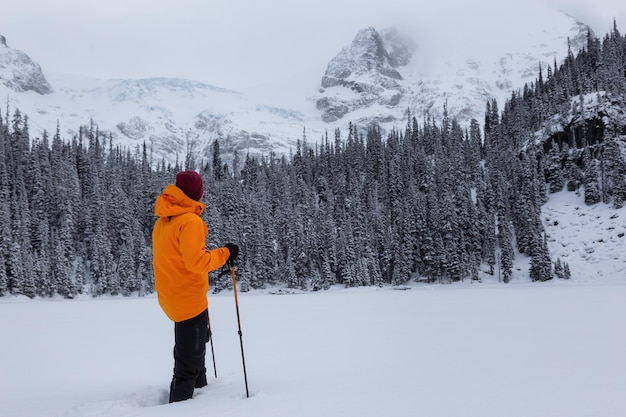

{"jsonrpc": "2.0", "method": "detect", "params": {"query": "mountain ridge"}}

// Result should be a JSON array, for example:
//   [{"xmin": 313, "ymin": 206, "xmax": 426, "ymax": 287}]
[{"xmin": 0, "ymin": 10, "xmax": 593, "ymax": 163}]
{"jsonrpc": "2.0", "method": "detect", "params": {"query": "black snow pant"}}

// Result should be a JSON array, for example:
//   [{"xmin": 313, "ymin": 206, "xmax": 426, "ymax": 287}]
[{"xmin": 169, "ymin": 309, "xmax": 208, "ymax": 403}]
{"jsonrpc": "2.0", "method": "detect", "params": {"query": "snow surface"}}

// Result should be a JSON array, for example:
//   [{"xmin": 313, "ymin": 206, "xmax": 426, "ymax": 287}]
[{"xmin": 1, "ymin": 184, "xmax": 625, "ymax": 417}]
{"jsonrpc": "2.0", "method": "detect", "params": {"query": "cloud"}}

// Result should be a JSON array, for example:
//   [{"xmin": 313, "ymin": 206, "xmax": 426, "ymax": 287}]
[{"xmin": 1, "ymin": 0, "xmax": 625, "ymax": 91}]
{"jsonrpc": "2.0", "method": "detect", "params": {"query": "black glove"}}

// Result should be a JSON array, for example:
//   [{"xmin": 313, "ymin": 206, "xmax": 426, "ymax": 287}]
[{"xmin": 224, "ymin": 243, "xmax": 239, "ymax": 266}]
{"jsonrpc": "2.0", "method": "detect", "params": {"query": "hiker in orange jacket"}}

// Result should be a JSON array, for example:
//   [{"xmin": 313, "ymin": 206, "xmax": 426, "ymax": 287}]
[{"xmin": 152, "ymin": 170, "xmax": 239, "ymax": 403}]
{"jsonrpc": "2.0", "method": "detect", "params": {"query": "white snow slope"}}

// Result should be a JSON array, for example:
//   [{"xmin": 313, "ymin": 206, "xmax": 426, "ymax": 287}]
[{"xmin": 1, "ymin": 189, "xmax": 625, "ymax": 417}]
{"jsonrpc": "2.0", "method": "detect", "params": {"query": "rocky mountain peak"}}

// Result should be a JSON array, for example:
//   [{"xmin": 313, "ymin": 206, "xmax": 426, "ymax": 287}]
[
  {"xmin": 321, "ymin": 27, "xmax": 406, "ymax": 88},
  {"xmin": 0, "ymin": 35, "xmax": 53, "ymax": 95},
  {"xmin": 316, "ymin": 27, "xmax": 414, "ymax": 122}
]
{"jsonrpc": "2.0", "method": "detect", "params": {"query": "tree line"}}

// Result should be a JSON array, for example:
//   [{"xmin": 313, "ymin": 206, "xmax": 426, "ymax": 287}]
[{"xmin": 0, "ymin": 22, "xmax": 624, "ymax": 297}]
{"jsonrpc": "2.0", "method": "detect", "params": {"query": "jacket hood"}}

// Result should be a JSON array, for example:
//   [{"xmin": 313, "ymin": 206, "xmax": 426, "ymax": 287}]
[{"xmin": 154, "ymin": 184, "xmax": 205, "ymax": 218}]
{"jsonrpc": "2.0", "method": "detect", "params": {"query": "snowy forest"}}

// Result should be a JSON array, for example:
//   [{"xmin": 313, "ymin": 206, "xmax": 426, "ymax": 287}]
[{"xmin": 0, "ymin": 24, "xmax": 625, "ymax": 298}]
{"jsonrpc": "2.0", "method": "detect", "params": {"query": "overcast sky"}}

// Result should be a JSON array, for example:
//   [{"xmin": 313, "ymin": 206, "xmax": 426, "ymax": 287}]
[{"xmin": 2, "ymin": 0, "xmax": 626, "ymax": 91}]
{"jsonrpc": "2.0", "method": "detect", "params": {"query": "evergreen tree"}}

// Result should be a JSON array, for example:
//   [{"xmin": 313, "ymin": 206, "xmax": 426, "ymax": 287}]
[
  {"xmin": 583, "ymin": 149, "xmax": 602, "ymax": 204},
  {"xmin": 554, "ymin": 258, "xmax": 564, "ymax": 279},
  {"xmin": 212, "ymin": 139, "xmax": 223, "ymax": 181},
  {"xmin": 0, "ymin": 118, "xmax": 10, "ymax": 296},
  {"xmin": 530, "ymin": 234, "xmax": 553, "ymax": 282},
  {"xmin": 544, "ymin": 144, "xmax": 564, "ymax": 193},
  {"xmin": 498, "ymin": 215, "xmax": 514, "ymax": 283},
  {"xmin": 563, "ymin": 262, "xmax": 571, "ymax": 279}
]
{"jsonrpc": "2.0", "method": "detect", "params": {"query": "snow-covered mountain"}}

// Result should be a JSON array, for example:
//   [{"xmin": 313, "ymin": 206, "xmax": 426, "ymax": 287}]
[
  {"xmin": 0, "ymin": 35, "xmax": 51, "ymax": 94},
  {"xmin": 313, "ymin": 11, "xmax": 590, "ymax": 128},
  {"xmin": 0, "ymin": 7, "xmax": 590, "ymax": 164},
  {"xmin": 31, "ymin": 74, "xmax": 306, "ymax": 160}
]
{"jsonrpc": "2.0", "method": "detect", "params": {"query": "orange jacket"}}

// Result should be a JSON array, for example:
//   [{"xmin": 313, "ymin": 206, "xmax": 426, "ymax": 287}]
[{"xmin": 152, "ymin": 184, "xmax": 230, "ymax": 322}]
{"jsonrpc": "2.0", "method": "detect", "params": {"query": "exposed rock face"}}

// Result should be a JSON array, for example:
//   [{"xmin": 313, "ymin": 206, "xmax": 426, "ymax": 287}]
[
  {"xmin": 316, "ymin": 27, "xmax": 413, "ymax": 123},
  {"xmin": 0, "ymin": 35, "xmax": 53, "ymax": 94}
]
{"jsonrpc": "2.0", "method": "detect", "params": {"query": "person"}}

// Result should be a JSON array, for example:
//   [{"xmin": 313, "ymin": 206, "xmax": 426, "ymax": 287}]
[{"xmin": 152, "ymin": 170, "xmax": 239, "ymax": 403}]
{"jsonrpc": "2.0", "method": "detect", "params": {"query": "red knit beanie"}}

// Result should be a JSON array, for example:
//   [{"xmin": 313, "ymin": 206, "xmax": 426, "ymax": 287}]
[{"xmin": 175, "ymin": 170, "xmax": 204, "ymax": 201}]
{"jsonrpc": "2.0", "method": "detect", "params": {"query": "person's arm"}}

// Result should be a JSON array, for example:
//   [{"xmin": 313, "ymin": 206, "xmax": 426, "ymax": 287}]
[{"xmin": 180, "ymin": 218, "xmax": 229, "ymax": 273}]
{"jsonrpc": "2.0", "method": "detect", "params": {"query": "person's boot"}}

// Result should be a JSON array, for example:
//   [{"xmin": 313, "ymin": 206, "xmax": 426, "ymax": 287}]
[
  {"xmin": 169, "ymin": 377, "xmax": 194, "ymax": 403},
  {"xmin": 195, "ymin": 372, "xmax": 207, "ymax": 388}
]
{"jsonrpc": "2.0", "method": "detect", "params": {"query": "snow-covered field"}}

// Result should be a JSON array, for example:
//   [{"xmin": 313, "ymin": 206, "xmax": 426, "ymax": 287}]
[
  {"xmin": 1, "ymin": 279, "xmax": 625, "ymax": 417},
  {"xmin": 1, "ymin": 190, "xmax": 625, "ymax": 417}
]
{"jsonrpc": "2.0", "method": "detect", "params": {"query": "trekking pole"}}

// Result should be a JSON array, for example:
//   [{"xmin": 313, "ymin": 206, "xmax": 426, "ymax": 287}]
[
  {"xmin": 230, "ymin": 264, "xmax": 250, "ymax": 398},
  {"xmin": 207, "ymin": 309, "xmax": 217, "ymax": 378}
]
